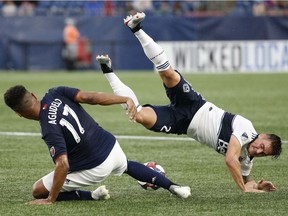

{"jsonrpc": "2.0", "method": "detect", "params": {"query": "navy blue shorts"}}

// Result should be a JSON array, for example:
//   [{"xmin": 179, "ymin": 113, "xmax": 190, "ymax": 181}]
[{"xmin": 144, "ymin": 72, "xmax": 206, "ymax": 135}]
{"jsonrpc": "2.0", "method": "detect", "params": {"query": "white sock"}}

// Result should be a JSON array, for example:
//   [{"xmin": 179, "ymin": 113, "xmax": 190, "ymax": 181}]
[
  {"xmin": 134, "ymin": 29, "xmax": 170, "ymax": 72},
  {"xmin": 104, "ymin": 73, "xmax": 142, "ymax": 112}
]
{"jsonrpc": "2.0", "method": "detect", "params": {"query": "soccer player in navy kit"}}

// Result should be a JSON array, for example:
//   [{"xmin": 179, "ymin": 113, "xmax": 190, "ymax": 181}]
[
  {"xmin": 4, "ymin": 85, "xmax": 191, "ymax": 205},
  {"xmin": 96, "ymin": 12, "xmax": 282, "ymax": 193}
]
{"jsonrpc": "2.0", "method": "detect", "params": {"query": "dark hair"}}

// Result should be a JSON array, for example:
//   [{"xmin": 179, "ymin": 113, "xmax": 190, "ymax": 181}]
[
  {"xmin": 4, "ymin": 85, "xmax": 28, "ymax": 112},
  {"xmin": 268, "ymin": 134, "xmax": 282, "ymax": 159}
]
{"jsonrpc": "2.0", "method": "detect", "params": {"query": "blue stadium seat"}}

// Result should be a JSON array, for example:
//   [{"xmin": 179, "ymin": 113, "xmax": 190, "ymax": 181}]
[
  {"xmin": 34, "ymin": 1, "xmax": 51, "ymax": 16},
  {"xmin": 83, "ymin": 1, "xmax": 105, "ymax": 16},
  {"xmin": 66, "ymin": 1, "xmax": 84, "ymax": 16},
  {"xmin": 66, "ymin": 1, "xmax": 85, "ymax": 8},
  {"xmin": 37, "ymin": 1, "xmax": 51, "ymax": 8},
  {"xmin": 49, "ymin": 1, "xmax": 67, "ymax": 16}
]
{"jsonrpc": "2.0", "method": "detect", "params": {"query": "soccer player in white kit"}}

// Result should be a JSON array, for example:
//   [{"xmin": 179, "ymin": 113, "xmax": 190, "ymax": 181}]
[{"xmin": 96, "ymin": 12, "xmax": 282, "ymax": 193}]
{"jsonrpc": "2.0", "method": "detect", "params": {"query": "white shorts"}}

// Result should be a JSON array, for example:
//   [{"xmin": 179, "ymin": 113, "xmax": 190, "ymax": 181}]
[{"xmin": 42, "ymin": 140, "xmax": 127, "ymax": 192}]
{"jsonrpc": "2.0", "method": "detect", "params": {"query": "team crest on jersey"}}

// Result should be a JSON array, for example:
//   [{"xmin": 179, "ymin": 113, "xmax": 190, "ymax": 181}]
[
  {"xmin": 183, "ymin": 84, "xmax": 190, "ymax": 93},
  {"xmin": 49, "ymin": 146, "xmax": 55, "ymax": 157},
  {"xmin": 241, "ymin": 132, "xmax": 249, "ymax": 142}
]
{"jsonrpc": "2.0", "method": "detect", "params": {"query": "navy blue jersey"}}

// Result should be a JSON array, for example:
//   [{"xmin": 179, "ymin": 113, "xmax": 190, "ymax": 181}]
[
  {"xmin": 146, "ymin": 72, "xmax": 206, "ymax": 135},
  {"xmin": 39, "ymin": 86, "xmax": 116, "ymax": 172}
]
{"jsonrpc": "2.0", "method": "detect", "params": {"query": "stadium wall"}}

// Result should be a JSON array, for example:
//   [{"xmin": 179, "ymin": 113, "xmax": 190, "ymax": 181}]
[{"xmin": 0, "ymin": 16, "xmax": 288, "ymax": 72}]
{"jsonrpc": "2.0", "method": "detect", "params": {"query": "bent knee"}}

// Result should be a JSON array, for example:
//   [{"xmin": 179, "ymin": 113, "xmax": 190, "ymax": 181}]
[
  {"xmin": 136, "ymin": 107, "xmax": 157, "ymax": 129},
  {"xmin": 159, "ymin": 68, "xmax": 181, "ymax": 88},
  {"xmin": 32, "ymin": 179, "xmax": 49, "ymax": 199}
]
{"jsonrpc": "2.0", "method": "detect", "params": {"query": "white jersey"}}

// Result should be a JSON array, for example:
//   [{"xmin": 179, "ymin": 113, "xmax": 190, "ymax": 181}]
[{"xmin": 187, "ymin": 102, "xmax": 257, "ymax": 176}]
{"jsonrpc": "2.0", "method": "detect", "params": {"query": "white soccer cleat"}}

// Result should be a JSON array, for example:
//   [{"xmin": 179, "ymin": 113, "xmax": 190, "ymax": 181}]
[
  {"xmin": 169, "ymin": 185, "xmax": 191, "ymax": 199},
  {"xmin": 96, "ymin": 55, "xmax": 112, "ymax": 68},
  {"xmin": 91, "ymin": 185, "xmax": 110, "ymax": 200},
  {"xmin": 124, "ymin": 12, "xmax": 146, "ymax": 29},
  {"xmin": 96, "ymin": 54, "xmax": 113, "ymax": 74}
]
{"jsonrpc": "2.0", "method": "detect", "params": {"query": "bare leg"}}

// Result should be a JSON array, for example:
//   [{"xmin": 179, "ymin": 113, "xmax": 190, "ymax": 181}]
[
  {"xmin": 32, "ymin": 175, "xmax": 110, "ymax": 202},
  {"xmin": 96, "ymin": 55, "xmax": 157, "ymax": 129},
  {"xmin": 96, "ymin": 55, "xmax": 142, "ymax": 112},
  {"xmin": 32, "ymin": 178, "xmax": 49, "ymax": 199}
]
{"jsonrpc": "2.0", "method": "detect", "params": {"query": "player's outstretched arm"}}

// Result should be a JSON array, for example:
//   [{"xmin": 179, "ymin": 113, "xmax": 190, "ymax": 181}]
[
  {"xmin": 28, "ymin": 154, "xmax": 69, "ymax": 205},
  {"xmin": 225, "ymin": 136, "xmax": 247, "ymax": 192},
  {"xmin": 75, "ymin": 91, "xmax": 137, "ymax": 121},
  {"xmin": 225, "ymin": 136, "xmax": 265, "ymax": 193}
]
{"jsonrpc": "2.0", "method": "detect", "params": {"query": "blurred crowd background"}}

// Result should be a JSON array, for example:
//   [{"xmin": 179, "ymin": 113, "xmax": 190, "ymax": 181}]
[
  {"xmin": 1, "ymin": 0, "xmax": 288, "ymax": 18},
  {"xmin": 1, "ymin": 1, "xmax": 288, "ymax": 72}
]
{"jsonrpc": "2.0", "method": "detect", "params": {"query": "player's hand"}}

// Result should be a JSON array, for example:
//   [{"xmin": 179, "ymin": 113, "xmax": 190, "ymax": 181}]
[
  {"xmin": 245, "ymin": 188, "xmax": 266, "ymax": 193},
  {"xmin": 125, "ymin": 98, "xmax": 137, "ymax": 122},
  {"xmin": 257, "ymin": 179, "xmax": 277, "ymax": 192},
  {"xmin": 27, "ymin": 199, "xmax": 53, "ymax": 205}
]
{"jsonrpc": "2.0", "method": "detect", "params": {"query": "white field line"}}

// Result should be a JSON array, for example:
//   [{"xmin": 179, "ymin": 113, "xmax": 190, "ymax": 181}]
[
  {"xmin": 0, "ymin": 131, "xmax": 287, "ymax": 144},
  {"xmin": 0, "ymin": 131, "xmax": 194, "ymax": 142}
]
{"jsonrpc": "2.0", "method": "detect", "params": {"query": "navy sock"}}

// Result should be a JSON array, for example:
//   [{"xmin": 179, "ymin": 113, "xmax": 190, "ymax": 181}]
[
  {"xmin": 56, "ymin": 190, "xmax": 93, "ymax": 201},
  {"xmin": 100, "ymin": 64, "xmax": 113, "ymax": 74},
  {"xmin": 126, "ymin": 160, "xmax": 174, "ymax": 189},
  {"xmin": 131, "ymin": 24, "xmax": 142, "ymax": 33}
]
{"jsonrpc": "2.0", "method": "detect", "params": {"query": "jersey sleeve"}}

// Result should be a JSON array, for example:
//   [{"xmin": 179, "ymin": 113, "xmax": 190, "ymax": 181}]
[
  {"xmin": 232, "ymin": 115, "xmax": 257, "ymax": 147},
  {"xmin": 41, "ymin": 123, "xmax": 67, "ymax": 163},
  {"xmin": 54, "ymin": 86, "xmax": 79, "ymax": 101}
]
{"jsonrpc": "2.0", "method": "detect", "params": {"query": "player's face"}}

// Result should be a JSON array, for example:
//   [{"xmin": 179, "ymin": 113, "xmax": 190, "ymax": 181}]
[{"xmin": 248, "ymin": 134, "xmax": 273, "ymax": 157}]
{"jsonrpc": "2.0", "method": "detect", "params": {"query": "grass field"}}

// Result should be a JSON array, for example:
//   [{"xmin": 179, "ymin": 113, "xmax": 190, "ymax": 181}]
[{"xmin": 0, "ymin": 71, "xmax": 288, "ymax": 216}]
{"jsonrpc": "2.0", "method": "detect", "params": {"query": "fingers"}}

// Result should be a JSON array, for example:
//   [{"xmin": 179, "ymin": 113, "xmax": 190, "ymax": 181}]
[
  {"xmin": 26, "ymin": 199, "xmax": 53, "ymax": 205},
  {"xmin": 259, "ymin": 180, "xmax": 277, "ymax": 192},
  {"xmin": 268, "ymin": 183, "xmax": 277, "ymax": 191},
  {"xmin": 125, "ymin": 100, "xmax": 137, "ymax": 122},
  {"xmin": 247, "ymin": 188, "xmax": 266, "ymax": 193}
]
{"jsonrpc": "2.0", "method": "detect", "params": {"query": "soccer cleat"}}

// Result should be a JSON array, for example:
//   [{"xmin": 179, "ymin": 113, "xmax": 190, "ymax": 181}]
[
  {"xmin": 91, "ymin": 185, "xmax": 110, "ymax": 200},
  {"xmin": 169, "ymin": 185, "xmax": 191, "ymax": 198},
  {"xmin": 124, "ymin": 12, "xmax": 146, "ymax": 31},
  {"xmin": 96, "ymin": 55, "xmax": 113, "ymax": 74}
]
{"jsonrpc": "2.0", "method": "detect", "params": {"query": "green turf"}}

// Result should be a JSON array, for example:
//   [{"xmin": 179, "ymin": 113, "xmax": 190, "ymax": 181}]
[{"xmin": 0, "ymin": 71, "xmax": 288, "ymax": 216}]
